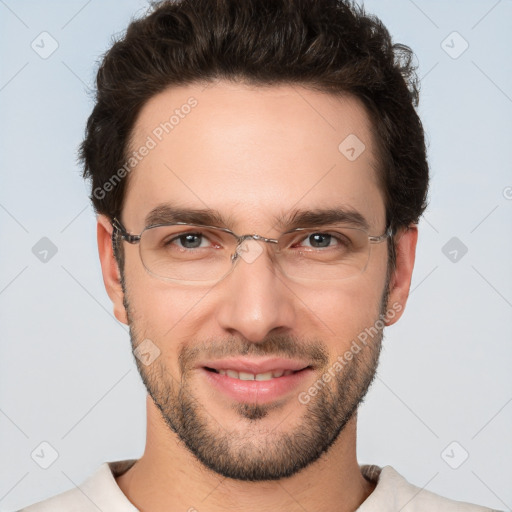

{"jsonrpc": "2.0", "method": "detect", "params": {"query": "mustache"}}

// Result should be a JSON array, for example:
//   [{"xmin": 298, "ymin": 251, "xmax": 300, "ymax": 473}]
[{"xmin": 178, "ymin": 333, "xmax": 329, "ymax": 371}]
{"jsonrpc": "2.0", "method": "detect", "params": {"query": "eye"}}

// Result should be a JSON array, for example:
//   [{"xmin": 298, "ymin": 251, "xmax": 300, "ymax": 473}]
[
  {"xmin": 296, "ymin": 231, "xmax": 350, "ymax": 250},
  {"xmin": 167, "ymin": 231, "xmax": 212, "ymax": 249}
]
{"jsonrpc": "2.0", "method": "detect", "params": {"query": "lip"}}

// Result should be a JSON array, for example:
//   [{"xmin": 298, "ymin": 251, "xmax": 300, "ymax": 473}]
[{"xmin": 198, "ymin": 358, "xmax": 314, "ymax": 404}]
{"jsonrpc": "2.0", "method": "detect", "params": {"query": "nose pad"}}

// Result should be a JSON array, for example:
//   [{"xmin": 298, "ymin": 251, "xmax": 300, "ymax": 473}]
[
  {"xmin": 233, "ymin": 235, "xmax": 283, "ymax": 276},
  {"xmin": 219, "ymin": 237, "xmax": 280, "ymax": 285},
  {"xmin": 234, "ymin": 237, "xmax": 266, "ymax": 265}
]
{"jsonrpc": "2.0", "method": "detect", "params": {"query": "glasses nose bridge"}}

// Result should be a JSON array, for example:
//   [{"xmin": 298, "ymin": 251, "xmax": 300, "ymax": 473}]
[{"xmin": 230, "ymin": 232, "xmax": 280, "ymax": 263}]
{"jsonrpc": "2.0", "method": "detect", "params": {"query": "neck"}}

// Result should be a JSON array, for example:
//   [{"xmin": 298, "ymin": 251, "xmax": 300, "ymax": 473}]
[{"xmin": 115, "ymin": 397, "xmax": 376, "ymax": 512}]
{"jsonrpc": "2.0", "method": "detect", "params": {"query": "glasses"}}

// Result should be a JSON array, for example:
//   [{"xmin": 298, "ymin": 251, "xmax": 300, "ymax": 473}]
[{"xmin": 112, "ymin": 217, "xmax": 393, "ymax": 284}]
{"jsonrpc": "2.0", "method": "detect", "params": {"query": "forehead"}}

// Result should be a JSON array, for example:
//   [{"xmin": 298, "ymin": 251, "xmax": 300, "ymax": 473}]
[{"xmin": 123, "ymin": 81, "xmax": 385, "ymax": 233}]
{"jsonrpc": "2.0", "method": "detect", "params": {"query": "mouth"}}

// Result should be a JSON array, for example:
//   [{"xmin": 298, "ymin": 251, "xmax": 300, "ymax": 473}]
[{"xmin": 198, "ymin": 358, "xmax": 314, "ymax": 404}]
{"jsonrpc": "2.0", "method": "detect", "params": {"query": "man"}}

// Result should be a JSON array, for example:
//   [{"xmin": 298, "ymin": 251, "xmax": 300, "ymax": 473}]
[{"xmin": 20, "ymin": 0, "xmax": 498, "ymax": 510}]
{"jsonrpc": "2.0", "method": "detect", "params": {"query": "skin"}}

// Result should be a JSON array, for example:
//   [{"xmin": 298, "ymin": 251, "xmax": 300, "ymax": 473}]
[{"xmin": 97, "ymin": 80, "xmax": 417, "ymax": 512}]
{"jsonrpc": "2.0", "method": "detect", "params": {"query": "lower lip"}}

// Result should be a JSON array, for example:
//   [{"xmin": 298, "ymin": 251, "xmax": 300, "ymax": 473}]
[{"xmin": 201, "ymin": 367, "xmax": 313, "ymax": 404}]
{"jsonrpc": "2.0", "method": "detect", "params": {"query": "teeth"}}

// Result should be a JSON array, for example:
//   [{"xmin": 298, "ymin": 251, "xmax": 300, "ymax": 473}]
[
  {"xmin": 215, "ymin": 369, "xmax": 296, "ymax": 380},
  {"xmin": 255, "ymin": 372, "xmax": 273, "ymax": 381}
]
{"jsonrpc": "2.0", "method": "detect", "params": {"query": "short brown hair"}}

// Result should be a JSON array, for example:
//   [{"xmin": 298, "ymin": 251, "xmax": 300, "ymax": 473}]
[{"xmin": 80, "ymin": 0, "xmax": 429, "ymax": 274}]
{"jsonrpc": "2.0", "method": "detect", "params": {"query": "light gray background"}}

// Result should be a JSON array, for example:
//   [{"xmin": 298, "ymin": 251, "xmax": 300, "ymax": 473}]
[{"xmin": 1, "ymin": 0, "xmax": 511, "ymax": 510}]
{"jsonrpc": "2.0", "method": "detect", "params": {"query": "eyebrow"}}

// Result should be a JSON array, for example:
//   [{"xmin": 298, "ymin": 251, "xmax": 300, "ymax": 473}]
[{"xmin": 144, "ymin": 204, "xmax": 370, "ymax": 232}]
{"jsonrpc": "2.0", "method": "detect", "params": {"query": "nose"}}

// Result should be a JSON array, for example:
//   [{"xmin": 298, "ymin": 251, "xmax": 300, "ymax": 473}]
[{"xmin": 214, "ymin": 239, "xmax": 297, "ymax": 343}]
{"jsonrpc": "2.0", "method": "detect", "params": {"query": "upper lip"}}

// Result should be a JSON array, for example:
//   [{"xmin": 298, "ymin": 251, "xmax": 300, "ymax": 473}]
[{"xmin": 199, "ymin": 357, "xmax": 311, "ymax": 374}]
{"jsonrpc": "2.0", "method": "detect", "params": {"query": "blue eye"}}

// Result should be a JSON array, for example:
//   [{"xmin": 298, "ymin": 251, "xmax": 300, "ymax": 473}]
[
  {"xmin": 297, "ymin": 231, "xmax": 350, "ymax": 250},
  {"xmin": 305, "ymin": 233, "xmax": 333, "ymax": 248},
  {"xmin": 174, "ymin": 233, "xmax": 205, "ymax": 249}
]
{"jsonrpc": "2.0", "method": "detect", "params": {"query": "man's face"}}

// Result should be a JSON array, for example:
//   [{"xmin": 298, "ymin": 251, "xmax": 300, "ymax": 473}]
[{"xmin": 116, "ymin": 81, "xmax": 394, "ymax": 481}]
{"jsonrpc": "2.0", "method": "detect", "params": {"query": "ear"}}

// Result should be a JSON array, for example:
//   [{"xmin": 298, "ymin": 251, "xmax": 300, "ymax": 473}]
[
  {"xmin": 384, "ymin": 224, "xmax": 418, "ymax": 326},
  {"xmin": 97, "ymin": 214, "xmax": 128, "ymax": 325}
]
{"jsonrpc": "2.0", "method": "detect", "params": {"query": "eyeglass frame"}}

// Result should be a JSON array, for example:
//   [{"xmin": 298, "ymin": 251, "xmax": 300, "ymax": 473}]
[{"xmin": 111, "ymin": 216, "xmax": 394, "ymax": 281}]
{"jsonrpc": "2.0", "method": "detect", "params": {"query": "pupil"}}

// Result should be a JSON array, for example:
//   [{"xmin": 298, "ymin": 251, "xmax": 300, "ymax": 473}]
[{"xmin": 310, "ymin": 233, "xmax": 330, "ymax": 248}]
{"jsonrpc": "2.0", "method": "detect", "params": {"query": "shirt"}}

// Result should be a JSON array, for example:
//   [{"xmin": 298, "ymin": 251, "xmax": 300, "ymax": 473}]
[{"xmin": 18, "ymin": 459, "xmax": 499, "ymax": 511}]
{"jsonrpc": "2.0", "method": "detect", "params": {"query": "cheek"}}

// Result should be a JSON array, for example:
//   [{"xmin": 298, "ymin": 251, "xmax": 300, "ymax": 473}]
[
  {"xmin": 129, "ymin": 285, "xmax": 207, "ymax": 335},
  {"xmin": 288, "ymin": 262, "xmax": 386, "ymax": 354},
  {"xmin": 123, "ymin": 250, "xmax": 210, "ymax": 339},
  {"xmin": 305, "ymin": 282, "xmax": 382, "ymax": 334}
]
